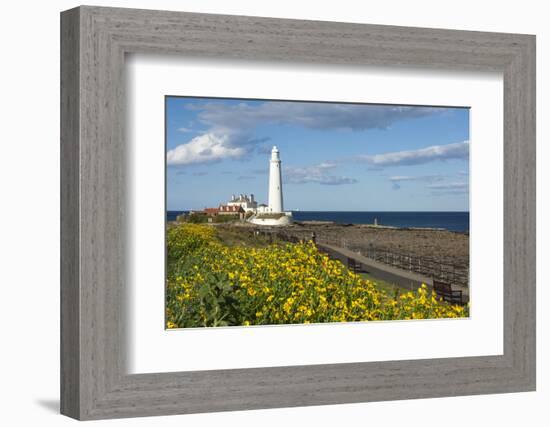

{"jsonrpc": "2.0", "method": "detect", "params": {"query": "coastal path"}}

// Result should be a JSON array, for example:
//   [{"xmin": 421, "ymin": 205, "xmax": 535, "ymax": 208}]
[
  {"xmin": 316, "ymin": 241, "xmax": 469, "ymax": 304},
  {"xmin": 316, "ymin": 242, "xmax": 433, "ymax": 291},
  {"xmin": 243, "ymin": 226, "xmax": 469, "ymax": 304}
]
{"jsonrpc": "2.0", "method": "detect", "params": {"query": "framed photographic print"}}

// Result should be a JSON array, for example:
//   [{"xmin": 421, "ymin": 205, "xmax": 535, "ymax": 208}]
[
  {"xmin": 61, "ymin": 5, "xmax": 536, "ymax": 420},
  {"xmin": 164, "ymin": 96, "xmax": 470, "ymax": 330}
]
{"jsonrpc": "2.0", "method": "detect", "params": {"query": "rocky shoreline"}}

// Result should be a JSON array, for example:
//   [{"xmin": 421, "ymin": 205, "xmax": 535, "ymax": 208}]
[{"xmin": 226, "ymin": 220, "xmax": 469, "ymax": 268}]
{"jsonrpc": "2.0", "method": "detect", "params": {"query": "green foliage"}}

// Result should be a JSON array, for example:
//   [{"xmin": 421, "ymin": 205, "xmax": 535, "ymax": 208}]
[
  {"xmin": 213, "ymin": 214, "xmax": 240, "ymax": 223},
  {"xmin": 187, "ymin": 213, "xmax": 208, "ymax": 223},
  {"xmin": 165, "ymin": 224, "xmax": 468, "ymax": 329}
]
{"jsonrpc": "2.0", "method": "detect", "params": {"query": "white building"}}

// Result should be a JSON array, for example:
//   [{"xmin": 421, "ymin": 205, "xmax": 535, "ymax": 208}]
[{"xmin": 227, "ymin": 194, "xmax": 257, "ymax": 213}]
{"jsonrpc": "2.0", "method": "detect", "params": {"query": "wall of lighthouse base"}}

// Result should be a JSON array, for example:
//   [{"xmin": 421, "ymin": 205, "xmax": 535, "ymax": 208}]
[{"xmin": 248, "ymin": 213, "xmax": 293, "ymax": 226}]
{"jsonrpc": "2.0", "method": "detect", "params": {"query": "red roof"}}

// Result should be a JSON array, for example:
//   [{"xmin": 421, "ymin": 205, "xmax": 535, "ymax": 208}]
[{"xmin": 203, "ymin": 208, "xmax": 219, "ymax": 215}]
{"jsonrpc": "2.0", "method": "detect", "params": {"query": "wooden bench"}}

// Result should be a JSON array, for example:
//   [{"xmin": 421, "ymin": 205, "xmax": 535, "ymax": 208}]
[
  {"xmin": 347, "ymin": 258, "xmax": 362, "ymax": 273},
  {"xmin": 316, "ymin": 246, "xmax": 330, "ymax": 255},
  {"xmin": 433, "ymin": 280, "xmax": 463, "ymax": 305}
]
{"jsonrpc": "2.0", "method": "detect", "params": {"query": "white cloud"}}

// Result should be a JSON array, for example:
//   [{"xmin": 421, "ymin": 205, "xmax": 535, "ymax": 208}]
[
  {"xmin": 169, "ymin": 101, "xmax": 449, "ymax": 166},
  {"xmin": 166, "ymin": 133, "xmax": 247, "ymax": 166},
  {"xmin": 427, "ymin": 181, "xmax": 469, "ymax": 196},
  {"xmin": 193, "ymin": 102, "xmax": 443, "ymax": 132},
  {"xmin": 388, "ymin": 175, "xmax": 468, "ymax": 194},
  {"xmin": 361, "ymin": 141, "xmax": 469, "ymax": 167},
  {"xmin": 389, "ymin": 174, "xmax": 446, "ymax": 191},
  {"xmin": 285, "ymin": 162, "xmax": 357, "ymax": 186},
  {"xmin": 389, "ymin": 175, "xmax": 446, "ymax": 183},
  {"xmin": 427, "ymin": 182, "xmax": 469, "ymax": 190}
]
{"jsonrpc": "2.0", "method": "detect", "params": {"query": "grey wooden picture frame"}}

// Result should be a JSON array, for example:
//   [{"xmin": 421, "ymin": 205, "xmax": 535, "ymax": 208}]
[{"xmin": 60, "ymin": 5, "xmax": 536, "ymax": 421}]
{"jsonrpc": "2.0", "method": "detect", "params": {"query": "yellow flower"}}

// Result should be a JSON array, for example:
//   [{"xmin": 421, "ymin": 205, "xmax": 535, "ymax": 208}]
[{"xmin": 165, "ymin": 224, "xmax": 467, "ymax": 328}]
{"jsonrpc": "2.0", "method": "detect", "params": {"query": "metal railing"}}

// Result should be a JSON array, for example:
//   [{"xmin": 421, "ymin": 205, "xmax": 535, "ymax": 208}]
[
  {"xmin": 245, "ymin": 228, "xmax": 469, "ymax": 288},
  {"xmin": 316, "ymin": 235, "xmax": 468, "ymax": 287}
]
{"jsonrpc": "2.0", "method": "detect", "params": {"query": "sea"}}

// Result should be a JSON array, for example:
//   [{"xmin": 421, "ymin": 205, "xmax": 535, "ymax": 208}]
[{"xmin": 167, "ymin": 211, "xmax": 469, "ymax": 233}]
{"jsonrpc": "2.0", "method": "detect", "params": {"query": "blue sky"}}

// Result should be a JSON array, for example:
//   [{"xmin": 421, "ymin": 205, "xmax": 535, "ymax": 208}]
[{"xmin": 166, "ymin": 97, "xmax": 469, "ymax": 211}]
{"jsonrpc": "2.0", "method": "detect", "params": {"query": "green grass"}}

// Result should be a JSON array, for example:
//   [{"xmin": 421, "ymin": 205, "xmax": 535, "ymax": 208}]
[
  {"xmin": 360, "ymin": 272, "xmax": 403, "ymax": 300},
  {"xmin": 213, "ymin": 226, "xmax": 284, "ymax": 248},
  {"xmin": 177, "ymin": 213, "xmax": 241, "ymax": 224}
]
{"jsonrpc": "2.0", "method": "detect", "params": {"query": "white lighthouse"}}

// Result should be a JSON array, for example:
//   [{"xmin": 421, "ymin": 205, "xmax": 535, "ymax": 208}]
[
  {"xmin": 268, "ymin": 146, "xmax": 284, "ymax": 213},
  {"xmin": 248, "ymin": 145, "xmax": 293, "ymax": 226}
]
